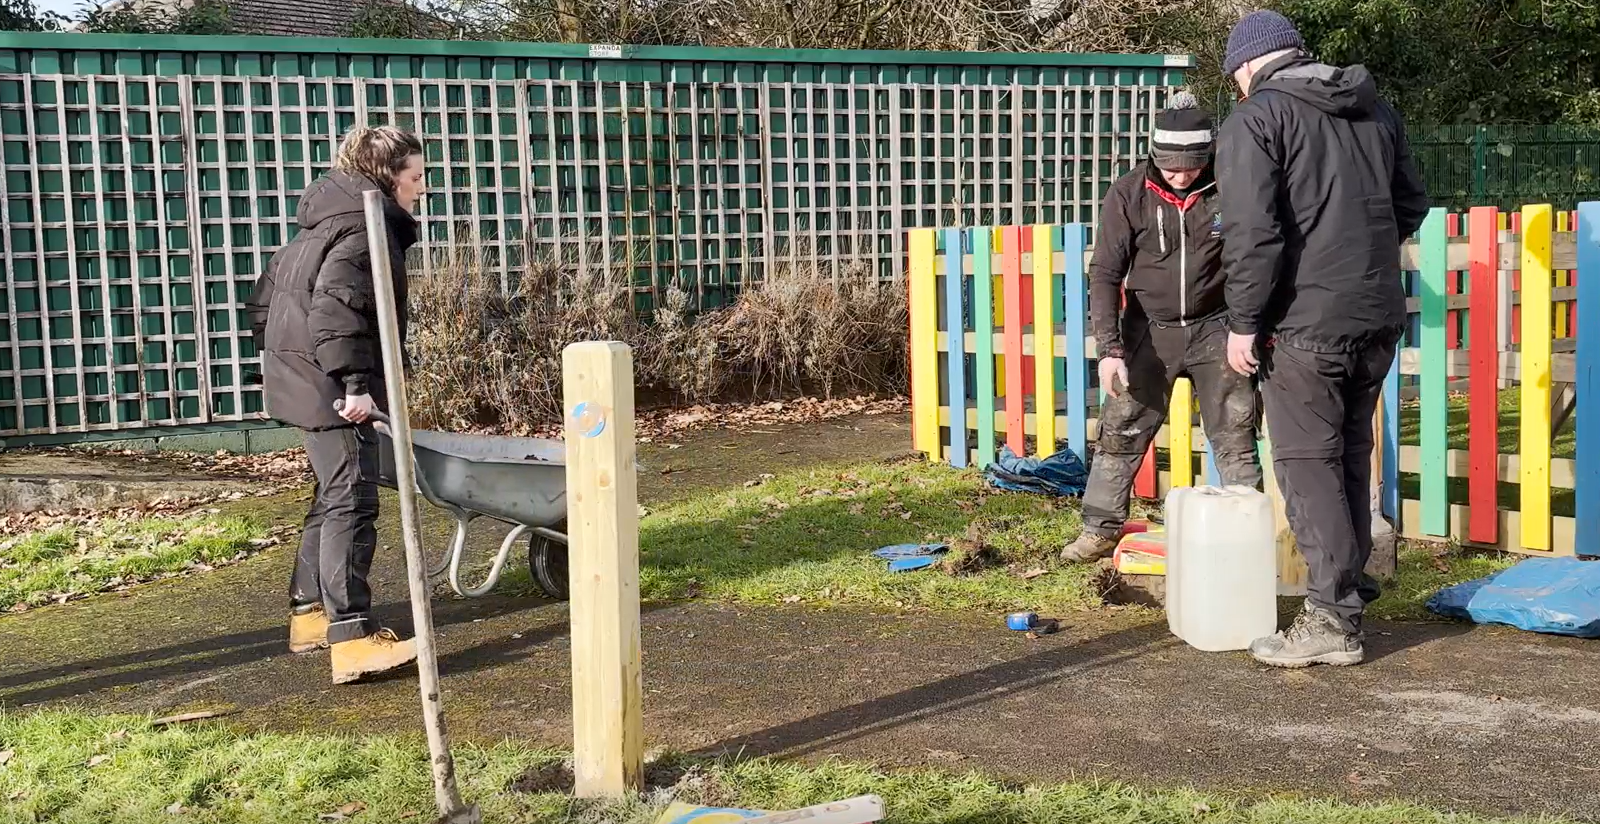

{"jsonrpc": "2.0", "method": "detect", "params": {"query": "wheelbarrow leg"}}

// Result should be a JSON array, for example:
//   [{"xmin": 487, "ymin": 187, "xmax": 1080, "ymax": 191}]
[
  {"xmin": 435, "ymin": 511, "xmax": 474, "ymax": 580},
  {"xmin": 449, "ymin": 523, "xmax": 531, "ymax": 598}
]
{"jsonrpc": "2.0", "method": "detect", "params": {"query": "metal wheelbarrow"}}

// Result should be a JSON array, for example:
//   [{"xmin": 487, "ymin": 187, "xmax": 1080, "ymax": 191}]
[{"xmin": 363, "ymin": 409, "xmax": 570, "ymax": 600}]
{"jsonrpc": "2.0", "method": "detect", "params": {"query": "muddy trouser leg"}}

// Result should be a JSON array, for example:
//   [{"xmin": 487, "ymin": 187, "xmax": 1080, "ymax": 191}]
[
  {"xmin": 289, "ymin": 473, "xmax": 327, "ymax": 610},
  {"xmin": 1080, "ymin": 321, "xmax": 1181, "ymax": 537},
  {"xmin": 303, "ymin": 426, "xmax": 382, "ymax": 645},
  {"xmin": 1186, "ymin": 320, "xmax": 1264, "ymax": 489},
  {"xmin": 1260, "ymin": 340, "xmax": 1393, "ymax": 635}
]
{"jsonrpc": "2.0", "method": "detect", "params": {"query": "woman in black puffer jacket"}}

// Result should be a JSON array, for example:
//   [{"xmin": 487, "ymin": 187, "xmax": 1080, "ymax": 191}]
[{"xmin": 246, "ymin": 125, "xmax": 425, "ymax": 686}]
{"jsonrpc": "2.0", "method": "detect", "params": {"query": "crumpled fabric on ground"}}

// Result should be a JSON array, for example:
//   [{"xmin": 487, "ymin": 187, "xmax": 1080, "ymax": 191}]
[{"xmin": 983, "ymin": 445, "xmax": 1089, "ymax": 497}]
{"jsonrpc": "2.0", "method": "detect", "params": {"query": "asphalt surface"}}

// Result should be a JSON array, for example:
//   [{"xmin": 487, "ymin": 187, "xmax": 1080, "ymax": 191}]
[{"xmin": 3, "ymin": 414, "xmax": 1597, "ymax": 820}]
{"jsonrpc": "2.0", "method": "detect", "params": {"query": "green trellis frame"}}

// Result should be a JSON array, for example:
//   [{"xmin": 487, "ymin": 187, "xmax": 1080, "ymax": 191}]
[{"xmin": 0, "ymin": 32, "xmax": 1190, "ymax": 440}]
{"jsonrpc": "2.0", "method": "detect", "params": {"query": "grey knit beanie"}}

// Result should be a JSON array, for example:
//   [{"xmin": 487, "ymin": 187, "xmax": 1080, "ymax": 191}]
[
  {"xmin": 1223, "ymin": 10, "xmax": 1305, "ymax": 76},
  {"xmin": 1150, "ymin": 91, "xmax": 1214, "ymax": 171}
]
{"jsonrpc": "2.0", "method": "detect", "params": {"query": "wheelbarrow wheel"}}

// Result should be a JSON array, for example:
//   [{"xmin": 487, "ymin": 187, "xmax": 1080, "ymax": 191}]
[{"xmin": 527, "ymin": 524, "xmax": 569, "ymax": 601}]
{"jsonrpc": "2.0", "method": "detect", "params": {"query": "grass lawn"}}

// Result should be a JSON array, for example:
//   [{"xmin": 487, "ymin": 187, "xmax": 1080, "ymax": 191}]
[
  {"xmin": 1396, "ymin": 388, "xmax": 1575, "ymax": 515},
  {"xmin": 1365, "ymin": 543, "xmax": 1517, "ymax": 621},
  {"xmin": 0, "ymin": 514, "xmax": 270, "ymax": 613},
  {"xmin": 485, "ymin": 457, "xmax": 1505, "ymax": 622},
  {"xmin": 1397, "ymin": 387, "xmax": 1572, "ymax": 458},
  {"xmin": 497, "ymin": 458, "xmax": 1112, "ymax": 616},
  {"xmin": 0, "ymin": 710, "xmax": 1571, "ymax": 824}
]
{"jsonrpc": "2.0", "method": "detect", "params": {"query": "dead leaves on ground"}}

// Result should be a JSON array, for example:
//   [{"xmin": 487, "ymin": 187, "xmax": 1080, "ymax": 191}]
[
  {"xmin": 632, "ymin": 396, "xmax": 907, "ymax": 443},
  {"xmin": 463, "ymin": 394, "xmax": 906, "ymax": 442},
  {"xmin": 308, "ymin": 801, "xmax": 369, "ymax": 821}
]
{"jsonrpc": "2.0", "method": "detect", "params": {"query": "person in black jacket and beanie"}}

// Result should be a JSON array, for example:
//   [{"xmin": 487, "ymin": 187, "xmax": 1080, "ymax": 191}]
[
  {"xmin": 246, "ymin": 125, "xmax": 425, "ymax": 685},
  {"xmin": 1216, "ymin": 10, "xmax": 1429, "ymax": 668},
  {"xmin": 1060, "ymin": 93, "xmax": 1263, "ymax": 563}
]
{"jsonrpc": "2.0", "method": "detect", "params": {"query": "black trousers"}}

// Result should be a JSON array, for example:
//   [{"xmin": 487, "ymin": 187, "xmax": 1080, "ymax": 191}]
[
  {"xmin": 289, "ymin": 426, "xmax": 381, "ymax": 645},
  {"xmin": 1260, "ymin": 337, "xmax": 1397, "ymax": 635},
  {"xmin": 1081, "ymin": 316, "xmax": 1264, "ymax": 537}
]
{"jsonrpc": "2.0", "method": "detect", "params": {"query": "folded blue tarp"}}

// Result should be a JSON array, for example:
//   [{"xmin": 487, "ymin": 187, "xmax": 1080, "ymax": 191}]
[
  {"xmin": 1426, "ymin": 556, "xmax": 1600, "ymax": 638},
  {"xmin": 983, "ymin": 445, "xmax": 1088, "ymax": 497}
]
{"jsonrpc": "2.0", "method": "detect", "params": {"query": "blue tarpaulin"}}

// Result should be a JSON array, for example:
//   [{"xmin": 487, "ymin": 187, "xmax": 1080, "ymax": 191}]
[
  {"xmin": 983, "ymin": 446, "xmax": 1088, "ymax": 497},
  {"xmin": 1426, "ymin": 556, "xmax": 1600, "ymax": 638}
]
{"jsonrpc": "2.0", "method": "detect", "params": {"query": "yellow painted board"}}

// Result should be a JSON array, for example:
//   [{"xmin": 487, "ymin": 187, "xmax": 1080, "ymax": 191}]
[
  {"xmin": 909, "ymin": 228, "xmax": 940, "ymax": 460},
  {"xmin": 1032, "ymin": 224, "xmax": 1056, "ymax": 457},
  {"xmin": 1519, "ymin": 205, "xmax": 1553, "ymax": 552},
  {"xmin": 1169, "ymin": 377, "xmax": 1194, "ymax": 489}
]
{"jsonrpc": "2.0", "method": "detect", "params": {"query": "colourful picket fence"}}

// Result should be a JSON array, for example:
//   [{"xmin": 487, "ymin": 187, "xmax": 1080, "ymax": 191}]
[{"xmin": 908, "ymin": 204, "xmax": 1599, "ymax": 558}]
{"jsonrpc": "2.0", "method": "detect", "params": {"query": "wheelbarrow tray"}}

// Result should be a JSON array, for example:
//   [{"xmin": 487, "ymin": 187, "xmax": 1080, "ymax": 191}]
[{"xmin": 375, "ymin": 428, "xmax": 566, "ymax": 529}]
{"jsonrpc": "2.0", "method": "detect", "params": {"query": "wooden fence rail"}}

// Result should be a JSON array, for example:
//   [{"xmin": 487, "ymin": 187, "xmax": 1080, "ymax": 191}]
[{"xmin": 908, "ymin": 204, "xmax": 1599, "ymax": 559}]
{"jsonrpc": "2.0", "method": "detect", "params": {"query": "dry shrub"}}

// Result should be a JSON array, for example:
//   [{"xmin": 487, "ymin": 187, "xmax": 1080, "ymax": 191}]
[
  {"xmin": 640, "ymin": 284, "xmax": 729, "ymax": 404},
  {"xmin": 407, "ymin": 243, "xmax": 908, "ymax": 433},
  {"xmin": 718, "ymin": 262, "xmax": 907, "ymax": 399},
  {"xmin": 407, "ymin": 246, "xmax": 643, "ymax": 434}
]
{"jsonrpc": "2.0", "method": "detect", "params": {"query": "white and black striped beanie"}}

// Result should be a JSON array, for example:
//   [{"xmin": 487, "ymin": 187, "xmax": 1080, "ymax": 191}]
[{"xmin": 1150, "ymin": 91, "xmax": 1214, "ymax": 171}]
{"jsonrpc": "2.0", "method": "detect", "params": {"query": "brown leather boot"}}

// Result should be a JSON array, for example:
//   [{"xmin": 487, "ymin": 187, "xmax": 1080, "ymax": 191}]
[
  {"xmin": 288, "ymin": 605, "xmax": 330, "ymax": 654},
  {"xmin": 1060, "ymin": 531, "xmax": 1120, "ymax": 563},
  {"xmin": 330, "ymin": 628, "xmax": 418, "ymax": 685}
]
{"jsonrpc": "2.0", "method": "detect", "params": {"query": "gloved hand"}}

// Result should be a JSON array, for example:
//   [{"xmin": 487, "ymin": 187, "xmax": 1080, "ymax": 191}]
[
  {"xmin": 338, "ymin": 393, "xmax": 377, "ymax": 424},
  {"xmin": 1098, "ymin": 357, "xmax": 1130, "ymax": 397}
]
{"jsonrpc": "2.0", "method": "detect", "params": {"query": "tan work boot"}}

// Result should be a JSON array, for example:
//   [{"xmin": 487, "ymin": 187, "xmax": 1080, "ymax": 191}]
[
  {"xmin": 288, "ymin": 605, "xmax": 330, "ymax": 654},
  {"xmin": 1061, "ymin": 531, "xmax": 1119, "ymax": 563},
  {"xmin": 330, "ymin": 628, "xmax": 418, "ymax": 685}
]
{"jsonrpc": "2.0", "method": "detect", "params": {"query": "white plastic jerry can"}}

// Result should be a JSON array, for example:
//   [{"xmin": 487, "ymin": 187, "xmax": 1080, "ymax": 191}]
[{"xmin": 1164, "ymin": 484, "xmax": 1278, "ymax": 652}]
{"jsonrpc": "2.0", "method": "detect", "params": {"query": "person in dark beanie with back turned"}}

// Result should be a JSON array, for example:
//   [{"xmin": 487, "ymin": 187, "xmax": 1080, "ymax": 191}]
[
  {"xmin": 1061, "ymin": 92, "xmax": 1263, "ymax": 563},
  {"xmin": 246, "ymin": 125, "xmax": 427, "ymax": 685},
  {"xmin": 1216, "ymin": 10, "xmax": 1428, "ymax": 667}
]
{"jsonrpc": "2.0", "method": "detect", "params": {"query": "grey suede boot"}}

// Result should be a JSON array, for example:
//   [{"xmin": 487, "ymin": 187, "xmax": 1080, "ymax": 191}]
[{"xmin": 1248, "ymin": 600, "xmax": 1365, "ymax": 668}]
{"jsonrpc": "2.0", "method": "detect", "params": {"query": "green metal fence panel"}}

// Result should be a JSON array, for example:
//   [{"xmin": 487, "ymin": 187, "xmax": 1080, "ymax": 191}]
[
  {"xmin": 1409, "ymin": 125, "xmax": 1600, "ymax": 212},
  {"xmin": 0, "ymin": 33, "xmax": 1190, "ymax": 439}
]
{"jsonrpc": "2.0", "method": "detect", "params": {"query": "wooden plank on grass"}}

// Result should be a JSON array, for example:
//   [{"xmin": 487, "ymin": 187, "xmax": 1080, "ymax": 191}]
[
  {"xmin": 1520, "ymin": 205, "xmax": 1554, "ymax": 552},
  {"xmin": 1419, "ymin": 208, "xmax": 1449, "ymax": 537},
  {"xmin": 1576, "ymin": 201, "xmax": 1600, "ymax": 558},
  {"xmin": 908, "ymin": 229, "xmax": 939, "ymax": 460},
  {"xmin": 971, "ymin": 227, "xmax": 997, "ymax": 469},
  {"xmin": 1002, "ymin": 226, "xmax": 1025, "ymax": 455},
  {"xmin": 1383, "ymin": 346, "xmax": 1401, "ymax": 522},
  {"xmin": 1401, "ymin": 499, "xmax": 1575, "ymax": 557},
  {"xmin": 1467, "ymin": 206, "xmax": 1500, "ymax": 545},
  {"xmin": 1062, "ymin": 223, "xmax": 1089, "ymax": 465},
  {"xmin": 1169, "ymin": 378, "xmax": 1193, "ymax": 489},
  {"xmin": 1260, "ymin": 422, "xmax": 1307, "ymax": 597},
  {"xmin": 942, "ymin": 228, "xmax": 967, "ymax": 469},
  {"xmin": 1032, "ymin": 223, "xmax": 1057, "ymax": 458}
]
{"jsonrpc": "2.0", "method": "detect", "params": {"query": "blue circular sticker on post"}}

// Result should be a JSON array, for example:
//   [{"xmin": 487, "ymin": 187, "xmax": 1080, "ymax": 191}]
[{"xmin": 570, "ymin": 402, "xmax": 608, "ymax": 438}]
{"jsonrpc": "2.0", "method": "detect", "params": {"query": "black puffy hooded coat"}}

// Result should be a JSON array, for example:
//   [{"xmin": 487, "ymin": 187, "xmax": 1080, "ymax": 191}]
[
  {"xmin": 245, "ymin": 170, "xmax": 419, "ymax": 431},
  {"xmin": 1217, "ymin": 53, "xmax": 1429, "ymax": 353}
]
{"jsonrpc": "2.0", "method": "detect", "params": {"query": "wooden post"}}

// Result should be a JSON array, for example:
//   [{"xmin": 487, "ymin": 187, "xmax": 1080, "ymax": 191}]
[
  {"xmin": 360, "ymin": 192, "xmax": 478, "ymax": 824},
  {"xmin": 1367, "ymin": 390, "xmax": 1397, "ymax": 579},
  {"xmin": 1261, "ymin": 422, "xmax": 1307, "ymax": 597},
  {"xmin": 562, "ymin": 341, "xmax": 644, "ymax": 798}
]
